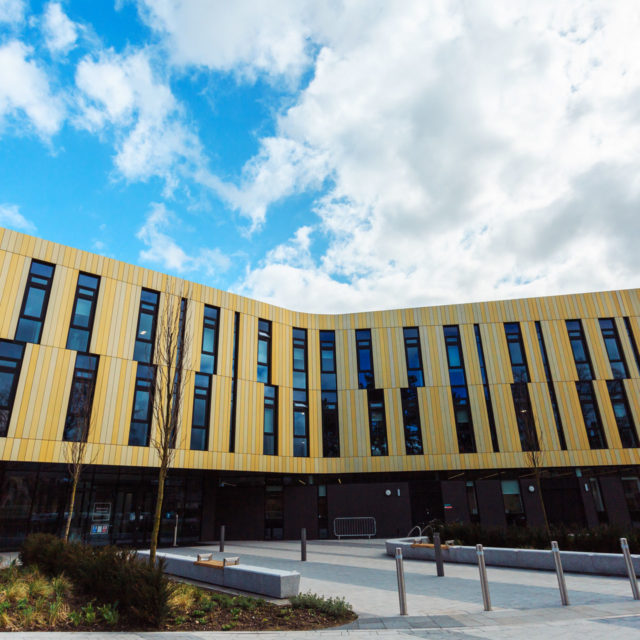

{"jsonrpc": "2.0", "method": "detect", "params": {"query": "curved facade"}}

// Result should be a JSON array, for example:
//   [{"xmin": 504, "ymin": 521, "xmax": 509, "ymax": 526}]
[{"xmin": 2, "ymin": 226, "xmax": 640, "ymax": 546}]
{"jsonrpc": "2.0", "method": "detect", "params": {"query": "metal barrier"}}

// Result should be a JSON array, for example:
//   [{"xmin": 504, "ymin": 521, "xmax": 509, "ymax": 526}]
[{"xmin": 333, "ymin": 517, "xmax": 377, "ymax": 539}]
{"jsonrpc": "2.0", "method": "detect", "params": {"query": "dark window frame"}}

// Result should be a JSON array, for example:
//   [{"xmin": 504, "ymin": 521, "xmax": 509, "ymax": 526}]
[
  {"xmin": 356, "ymin": 329, "xmax": 375, "ymax": 390},
  {"xmin": 66, "ymin": 272, "xmax": 100, "ymax": 353},
  {"xmin": 292, "ymin": 327, "xmax": 308, "ymax": 391},
  {"xmin": 367, "ymin": 388, "xmax": 388, "ymax": 456},
  {"xmin": 132, "ymin": 288, "xmax": 159, "ymax": 363},
  {"xmin": 401, "ymin": 386, "xmax": 423, "ymax": 455},
  {"xmin": 63, "ymin": 353, "xmax": 99, "ymax": 442},
  {"xmin": 190, "ymin": 373, "xmax": 211, "ymax": 451},
  {"xmin": 504, "ymin": 322, "xmax": 530, "ymax": 383},
  {"xmin": 257, "ymin": 318, "xmax": 272, "ymax": 384},
  {"xmin": 15, "ymin": 259, "xmax": 55, "ymax": 345},
  {"xmin": 599, "ymin": 318, "xmax": 629, "ymax": 379},
  {"xmin": 0, "ymin": 340, "xmax": 25, "ymax": 437},
  {"xmin": 474, "ymin": 324, "xmax": 500, "ymax": 452},
  {"xmin": 566, "ymin": 319, "xmax": 594, "ymax": 381},
  {"xmin": 624, "ymin": 317, "xmax": 640, "ymax": 376},
  {"xmin": 403, "ymin": 327, "xmax": 424, "ymax": 388},
  {"xmin": 263, "ymin": 384, "xmax": 278, "ymax": 455},
  {"xmin": 293, "ymin": 389, "xmax": 309, "ymax": 457},
  {"xmin": 128, "ymin": 364, "xmax": 156, "ymax": 447},
  {"xmin": 607, "ymin": 379, "xmax": 639, "ymax": 448},
  {"xmin": 200, "ymin": 305, "xmax": 220, "ymax": 375},
  {"xmin": 576, "ymin": 380, "xmax": 607, "ymax": 449},
  {"xmin": 320, "ymin": 331, "xmax": 340, "ymax": 457}
]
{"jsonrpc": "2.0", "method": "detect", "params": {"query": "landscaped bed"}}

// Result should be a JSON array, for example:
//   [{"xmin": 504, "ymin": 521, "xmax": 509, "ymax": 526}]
[{"xmin": 0, "ymin": 534, "xmax": 356, "ymax": 632}]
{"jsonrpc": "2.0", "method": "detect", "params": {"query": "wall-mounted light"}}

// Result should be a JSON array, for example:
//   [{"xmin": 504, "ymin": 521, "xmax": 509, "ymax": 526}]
[
  {"xmin": 385, "ymin": 489, "xmax": 391, "ymax": 496},
  {"xmin": 528, "ymin": 485, "xmax": 535, "ymax": 493}
]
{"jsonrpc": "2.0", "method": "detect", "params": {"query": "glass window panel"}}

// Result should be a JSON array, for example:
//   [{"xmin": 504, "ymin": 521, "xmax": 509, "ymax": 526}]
[
  {"xmin": 321, "ymin": 350, "xmax": 334, "ymax": 372},
  {"xmin": 23, "ymin": 288, "xmax": 45, "ymax": 317},
  {"xmin": 137, "ymin": 312, "xmax": 154, "ymax": 338},
  {"xmin": 200, "ymin": 354, "xmax": 214, "ymax": 374},
  {"xmin": 190, "ymin": 428, "xmax": 206, "ymax": 451},
  {"xmin": 321, "ymin": 373, "xmax": 337, "ymax": 390},
  {"xmin": 72, "ymin": 298, "xmax": 92, "ymax": 328},
  {"xmin": 204, "ymin": 306, "xmax": 218, "ymax": 320},
  {"xmin": 406, "ymin": 346, "xmax": 421, "ymax": 370},
  {"xmin": 576, "ymin": 362, "xmax": 593, "ymax": 381},
  {"xmin": 294, "ymin": 411, "xmax": 307, "ymax": 436},
  {"xmin": 408, "ymin": 370, "xmax": 424, "ymax": 387},
  {"xmin": 570, "ymin": 340, "xmax": 587, "ymax": 363},
  {"xmin": 0, "ymin": 342, "xmax": 24, "ymax": 359},
  {"xmin": 128, "ymin": 422, "xmax": 148, "ymax": 446},
  {"xmin": 264, "ymin": 385, "xmax": 276, "ymax": 399},
  {"xmin": 611, "ymin": 361, "xmax": 627, "ymax": 379},
  {"xmin": 358, "ymin": 348, "xmax": 371, "ymax": 371},
  {"xmin": 193, "ymin": 397, "xmax": 207, "ymax": 427},
  {"xmin": 133, "ymin": 341, "xmax": 152, "ymax": 363},
  {"xmin": 449, "ymin": 369, "xmax": 466, "ymax": 386},
  {"xmin": 66, "ymin": 328, "xmax": 89, "ymax": 353},
  {"xmin": 30, "ymin": 261, "xmax": 54, "ymax": 277},
  {"xmin": 258, "ymin": 339, "xmax": 268, "ymax": 364},
  {"xmin": 257, "ymin": 364, "xmax": 269, "ymax": 383},
  {"xmin": 78, "ymin": 274, "xmax": 98, "ymax": 289},
  {"xmin": 263, "ymin": 434, "xmax": 275, "ymax": 455},
  {"xmin": 264, "ymin": 407, "xmax": 274, "ymax": 434},
  {"xmin": 202, "ymin": 327, "xmax": 215, "ymax": 353},
  {"xmin": 358, "ymin": 371, "xmax": 374, "ymax": 389},
  {"xmin": 133, "ymin": 390, "xmax": 150, "ymax": 421},
  {"xmin": 293, "ymin": 347, "xmax": 305, "ymax": 370},
  {"xmin": 508, "ymin": 341, "xmax": 524, "ymax": 365},
  {"xmin": 293, "ymin": 371, "xmax": 306, "ymax": 389},
  {"xmin": 0, "ymin": 371, "xmax": 14, "ymax": 403},
  {"xmin": 447, "ymin": 345, "xmax": 461, "ymax": 367},
  {"xmin": 141, "ymin": 290, "xmax": 158, "ymax": 303},
  {"xmin": 15, "ymin": 318, "xmax": 41, "ymax": 343},
  {"xmin": 293, "ymin": 438, "xmax": 308, "ymax": 457},
  {"xmin": 604, "ymin": 337, "xmax": 621, "ymax": 362}
]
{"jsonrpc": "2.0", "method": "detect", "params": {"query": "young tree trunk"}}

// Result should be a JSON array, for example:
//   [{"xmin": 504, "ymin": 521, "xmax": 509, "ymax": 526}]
[
  {"xmin": 534, "ymin": 466, "xmax": 551, "ymax": 540},
  {"xmin": 149, "ymin": 463, "xmax": 167, "ymax": 565},
  {"xmin": 63, "ymin": 474, "xmax": 79, "ymax": 542}
]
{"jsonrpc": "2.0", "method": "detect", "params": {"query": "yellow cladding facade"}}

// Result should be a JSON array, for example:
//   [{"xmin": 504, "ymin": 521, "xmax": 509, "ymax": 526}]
[{"xmin": 1, "ymin": 226, "xmax": 640, "ymax": 475}]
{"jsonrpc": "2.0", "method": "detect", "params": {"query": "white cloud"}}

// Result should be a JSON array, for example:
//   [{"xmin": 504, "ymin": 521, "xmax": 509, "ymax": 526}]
[
  {"xmin": 222, "ymin": 1, "xmax": 640, "ymax": 311},
  {"xmin": 0, "ymin": 0, "xmax": 24, "ymax": 24},
  {"xmin": 137, "ymin": 203, "xmax": 230, "ymax": 276},
  {"xmin": 75, "ymin": 49, "xmax": 202, "ymax": 190},
  {"xmin": 42, "ymin": 2, "xmax": 78, "ymax": 53},
  {"xmin": 0, "ymin": 203, "xmax": 36, "ymax": 233},
  {"xmin": 0, "ymin": 40, "xmax": 65, "ymax": 136}
]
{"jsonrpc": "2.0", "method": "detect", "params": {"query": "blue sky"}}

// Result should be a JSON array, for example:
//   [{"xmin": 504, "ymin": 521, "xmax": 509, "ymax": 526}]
[{"xmin": 1, "ymin": 1, "xmax": 639, "ymax": 313}]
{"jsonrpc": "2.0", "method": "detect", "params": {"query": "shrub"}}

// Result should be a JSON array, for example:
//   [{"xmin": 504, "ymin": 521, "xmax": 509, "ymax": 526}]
[
  {"xmin": 290, "ymin": 591, "xmax": 353, "ymax": 618},
  {"xmin": 19, "ymin": 534, "xmax": 173, "ymax": 626}
]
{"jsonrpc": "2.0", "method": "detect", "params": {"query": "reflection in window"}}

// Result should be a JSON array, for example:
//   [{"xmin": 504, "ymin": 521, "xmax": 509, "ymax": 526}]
[
  {"xmin": 474, "ymin": 325, "xmax": 499, "ymax": 452},
  {"xmin": 401, "ymin": 328, "xmax": 424, "ymax": 455},
  {"xmin": 576, "ymin": 381, "xmax": 607, "ymax": 449},
  {"xmin": 367, "ymin": 389, "xmax": 388, "ymax": 456},
  {"xmin": 257, "ymin": 319, "xmax": 272, "ymax": 383},
  {"xmin": 501, "ymin": 479, "xmax": 524, "ymax": 525},
  {"xmin": 0, "ymin": 340, "xmax": 25, "ymax": 437},
  {"xmin": 128, "ymin": 364, "xmax": 155, "ymax": 446},
  {"xmin": 599, "ymin": 318, "xmax": 629, "ymax": 379},
  {"xmin": 356, "ymin": 329, "xmax": 375, "ymax": 390},
  {"xmin": 566, "ymin": 320, "xmax": 594, "ymax": 380},
  {"xmin": 63, "ymin": 354, "xmax": 99, "ymax": 441},
  {"xmin": 200, "ymin": 305, "xmax": 219, "ymax": 374},
  {"xmin": 133, "ymin": 289, "xmax": 159, "ymax": 363},
  {"xmin": 263, "ymin": 385, "xmax": 277, "ymax": 455},
  {"xmin": 443, "ymin": 326, "xmax": 476, "ymax": 453},
  {"xmin": 190, "ymin": 373, "xmax": 211, "ymax": 450},
  {"xmin": 320, "ymin": 331, "xmax": 339, "ymax": 457},
  {"xmin": 66, "ymin": 273, "xmax": 100, "ymax": 353},
  {"xmin": 15, "ymin": 260, "xmax": 55, "ymax": 344},
  {"xmin": 624, "ymin": 318, "xmax": 640, "ymax": 376},
  {"xmin": 607, "ymin": 379, "xmax": 638, "ymax": 448},
  {"xmin": 229, "ymin": 311, "xmax": 240, "ymax": 452}
]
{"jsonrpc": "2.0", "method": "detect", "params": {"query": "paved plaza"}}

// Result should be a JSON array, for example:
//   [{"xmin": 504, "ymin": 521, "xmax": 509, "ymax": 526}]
[{"xmin": 4, "ymin": 539, "xmax": 640, "ymax": 638}]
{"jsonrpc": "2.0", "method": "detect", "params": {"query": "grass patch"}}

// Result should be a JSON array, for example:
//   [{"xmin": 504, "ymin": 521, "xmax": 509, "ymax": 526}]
[{"xmin": 290, "ymin": 591, "xmax": 354, "ymax": 618}]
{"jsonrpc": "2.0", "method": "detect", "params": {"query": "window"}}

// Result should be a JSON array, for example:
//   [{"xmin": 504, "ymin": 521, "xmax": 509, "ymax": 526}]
[
  {"xmin": 501, "ymin": 479, "xmax": 524, "ymax": 524},
  {"xmin": 0, "ymin": 340, "xmax": 25, "ymax": 437},
  {"xmin": 443, "ymin": 326, "xmax": 476, "ymax": 453},
  {"xmin": 133, "ymin": 289, "xmax": 159, "ymax": 363},
  {"xmin": 263, "ymin": 385, "xmax": 277, "ymax": 455},
  {"xmin": 293, "ymin": 390, "xmax": 308, "ymax": 457},
  {"xmin": 576, "ymin": 381, "xmax": 607, "ymax": 449},
  {"xmin": 474, "ymin": 325, "xmax": 499, "ymax": 452},
  {"xmin": 512, "ymin": 382, "xmax": 538, "ymax": 451},
  {"xmin": 356, "ymin": 329, "xmax": 375, "ymax": 390},
  {"xmin": 599, "ymin": 318, "xmax": 628, "ymax": 379},
  {"xmin": 607, "ymin": 379, "xmax": 638, "ymax": 448},
  {"xmin": 128, "ymin": 364, "xmax": 155, "ymax": 446},
  {"xmin": 622, "ymin": 477, "xmax": 640, "ymax": 523},
  {"xmin": 63, "ymin": 354, "xmax": 99, "ymax": 441},
  {"xmin": 15, "ymin": 260, "xmax": 55, "ymax": 344},
  {"xmin": 257, "ymin": 319, "xmax": 271, "ymax": 383},
  {"xmin": 66, "ymin": 273, "xmax": 100, "ymax": 353},
  {"xmin": 466, "ymin": 481, "xmax": 479, "ymax": 522},
  {"xmin": 190, "ymin": 373, "xmax": 211, "ymax": 451},
  {"xmin": 401, "ymin": 387, "xmax": 423, "ymax": 455},
  {"xmin": 200, "ymin": 305, "xmax": 219, "ymax": 374},
  {"xmin": 589, "ymin": 477, "xmax": 607, "ymax": 522},
  {"xmin": 320, "ymin": 331, "xmax": 339, "ymax": 457},
  {"xmin": 623, "ymin": 318, "xmax": 640, "ymax": 376},
  {"xmin": 504, "ymin": 322, "xmax": 529, "ymax": 383},
  {"xmin": 229, "ymin": 311, "xmax": 240, "ymax": 453},
  {"xmin": 535, "ymin": 322, "xmax": 567, "ymax": 450},
  {"xmin": 403, "ymin": 327, "xmax": 424, "ymax": 387},
  {"xmin": 367, "ymin": 389, "xmax": 388, "ymax": 456},
  {"xmin": 292, "ymin": 328, "xmax": 307, "ymax": 390},
  {"xmin": 566, "ymin": 320, "xmax": 594, "ymax": 380}
]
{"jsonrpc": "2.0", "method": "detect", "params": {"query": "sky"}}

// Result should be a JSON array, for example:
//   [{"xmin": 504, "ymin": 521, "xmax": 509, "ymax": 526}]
[{"xmin": 0, "ymin": 0, "xmax": 639, "ymax": 313}]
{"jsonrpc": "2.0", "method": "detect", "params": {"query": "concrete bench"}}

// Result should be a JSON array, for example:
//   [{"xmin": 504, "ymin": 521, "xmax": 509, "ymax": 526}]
[{"xmin": 138, "ymin": 550, "xmax": 300, "ymax": 598}]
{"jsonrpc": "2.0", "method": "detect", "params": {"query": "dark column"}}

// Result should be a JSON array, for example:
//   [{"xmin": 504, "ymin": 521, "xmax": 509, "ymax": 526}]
[
  {"xmin": 519, "ymin": 478, "xmax": 546, "ymax": 528},
  {"xmin": 441, "ymin": 481, "xmax": 470, "ymax": 524},
  {"xmin": 476, "ymin": 479, "xmax": 507, "ymax": 528},
  {"xmin": 284, "ymin": 485, "xmax": 318, "ymax": 539},
  {"xmin": 579, "ymin": 476, "xmax": 599, "ymax": 528},
  {"xmin": 200, "ymin": 476, "xmax": 216, "ymax": 541},
  {"xmin": 600, "ymin": 476, "xmax": 632, "ymax": 528}
]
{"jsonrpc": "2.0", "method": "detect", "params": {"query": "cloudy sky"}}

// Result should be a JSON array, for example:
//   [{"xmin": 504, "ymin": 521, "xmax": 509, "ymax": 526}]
[{"xmin": 1, "ymin": 1, "xmax": 639, "ymax": 313}]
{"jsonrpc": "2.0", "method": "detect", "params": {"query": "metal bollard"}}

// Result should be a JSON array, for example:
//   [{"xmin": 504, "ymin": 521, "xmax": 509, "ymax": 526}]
[
  {"xmin": 395, "ymin": 547, "xmax": 408, "ymax": 615},
  {"xmin": 219, "ymin": 524, "xmax": 225, "ymax": 552},
  {"xmin": 173, "ymin": 513, "xmax": 179, "ymax": 547},
  {"xmin": 620, "ymin": 538, "xmax": 640, "ymax": 600},
  {"xmin": 434, "ymin": 532, "xmax": 444, "ymax": 577},
  {"xmin": 301, "ymin": 528, "xmax": 307, "ymax": 561},
  {"xmin": 476, "ymin": 544, "xmax": 491, "ymax": 611},
  {"xmin": 551, "ymin": 541, "xmax": 570, "ymax": 606}
]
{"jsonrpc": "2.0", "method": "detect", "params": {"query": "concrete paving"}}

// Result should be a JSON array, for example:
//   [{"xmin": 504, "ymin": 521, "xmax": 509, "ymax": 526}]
[{"xmin": 4, "ymin": 539, "xmax": 640, "ymax": 638}]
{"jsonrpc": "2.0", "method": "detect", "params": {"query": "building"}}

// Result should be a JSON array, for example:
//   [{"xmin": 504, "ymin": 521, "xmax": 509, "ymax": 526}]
[{"xmin": 1, "ymin": 226, "xmax": 639, "ymax": 549}]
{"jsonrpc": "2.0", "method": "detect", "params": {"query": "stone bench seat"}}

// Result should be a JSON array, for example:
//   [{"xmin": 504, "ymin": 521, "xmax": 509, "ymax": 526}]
[{"xmin": 138, "ymin": 550, "xmax": 300, "ymax": 598}]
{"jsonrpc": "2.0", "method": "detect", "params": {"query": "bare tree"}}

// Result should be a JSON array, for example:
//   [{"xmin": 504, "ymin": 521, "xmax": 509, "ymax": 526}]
[
  {"xmin": 63, "ymin": 368, "xmax": 98, "ymax": 542},
  {"xmin": 148, "ymin": 287, "xmax": 191, "ymax": 565},
  {"xmin": 513, "ymin": 382, "xmax": 551, "ymax": 539}
]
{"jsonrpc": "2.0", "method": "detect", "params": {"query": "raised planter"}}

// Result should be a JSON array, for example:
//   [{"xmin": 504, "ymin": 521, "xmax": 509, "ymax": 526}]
[
  {"xmin": 138, "ymin": 550, "xmax": 300, "ymax": 598},
  {"xmin": 385, "ymin": 538, "xmax": 640, "ymax": 576}
]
